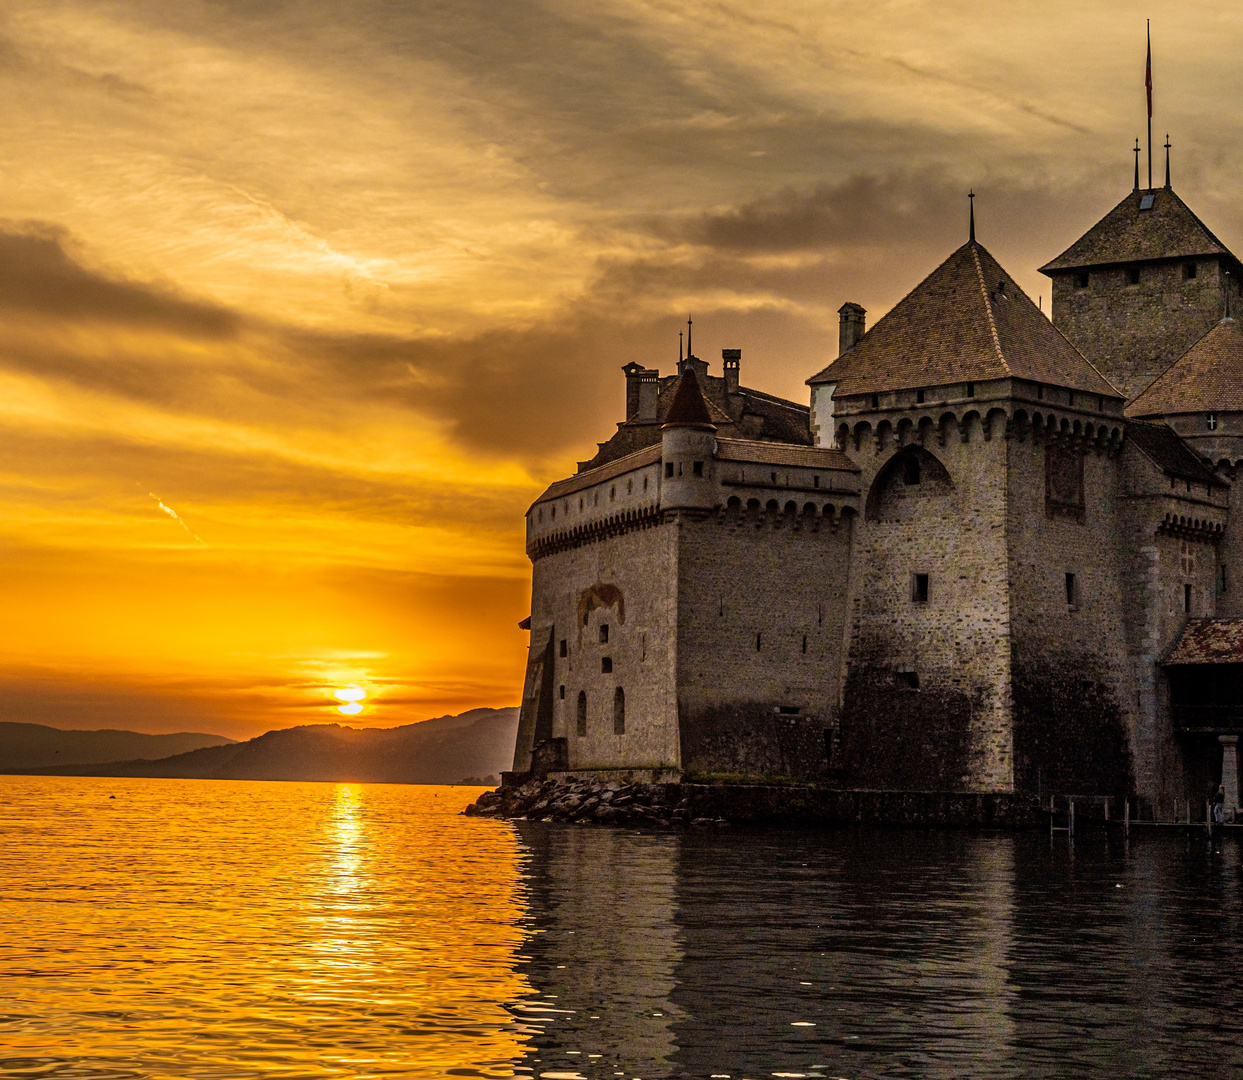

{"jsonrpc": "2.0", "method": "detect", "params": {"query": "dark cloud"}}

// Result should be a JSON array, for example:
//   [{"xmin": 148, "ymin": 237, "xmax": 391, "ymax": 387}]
[{"xmin": 0, "ymin": 224, "xmax": 238, "ymax": 335}]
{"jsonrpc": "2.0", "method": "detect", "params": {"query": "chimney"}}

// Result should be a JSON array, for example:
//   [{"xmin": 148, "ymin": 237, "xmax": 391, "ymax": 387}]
[
  {"xmin": 838, "ymin": 302, "xmax": 867, "ymax": 356},
  {"xmin": 721, "ymin": 349, "xmax": 740, "ymax": 394},
  {"xmin": 637, "ymin": 368, "xmax": 660, "ymax": 422},
  {"xmin": 621, "ymin": 362, "xmax": 645, "ymax": 421}
]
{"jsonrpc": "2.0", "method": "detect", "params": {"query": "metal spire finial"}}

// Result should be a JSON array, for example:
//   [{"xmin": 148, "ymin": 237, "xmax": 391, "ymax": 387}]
[
  {"xmin": 679, "ymin": 331, "xmax": 684, "ymax": 363},
  {"xmin": 1164, "ymin": 133, "xmax": 1171, "ymax": 189},
  {"xmin": 1133, "ymin": 139, "xmax": 1141, "ymax": 191},
  {"xmin": 968, "ymin": 190, "xmax": 975, "ymax": 243},
  {"xmin": 687, "ymin": 316, "xmax": 693, "ymax": 359}
]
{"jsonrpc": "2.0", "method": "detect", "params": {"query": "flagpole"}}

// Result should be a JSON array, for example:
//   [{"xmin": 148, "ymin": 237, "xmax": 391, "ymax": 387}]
[{"xmin": 1147, "ymin": 20, "xmax": 1153, "ymax": 190}]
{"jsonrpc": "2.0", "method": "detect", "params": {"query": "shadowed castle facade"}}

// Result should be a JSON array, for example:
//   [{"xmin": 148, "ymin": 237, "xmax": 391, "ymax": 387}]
[{"xmin": 511, "ymin": 169, "xmax": 1243, "ymax": 812}]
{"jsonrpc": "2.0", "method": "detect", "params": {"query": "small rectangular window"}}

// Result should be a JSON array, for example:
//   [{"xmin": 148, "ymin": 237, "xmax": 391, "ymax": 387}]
[
  {"xmin": 692, "ymin": 460, "xmax": 703, "ymax": 477},
  {"xmin": 559, "ymin": 685, "xmax": 565, "ymax": 700},
  {"xmin": 559, "ymin": 639, "xmax": 567, "ymax": 658},
  {"xmin": 897, "ymin": 671, "xmax": 919, "ymax": 690},
  {"xmin": 599, "ymin": 624, "xmax": 609, "ymax": 644},
  {"xmin": 1068, "ymin": 390, "xmax": 1075, "ymax": 407},
  {"xmin": 813, "ymin": 475, "xmax": 820, "ymax": 488},
  {"xmin": 665, "ymin": 462, "xmax": 674, "ymax": 478},
  {"xmin": 771, "ymin": 471, "xmax": 778, "ymax": 484},
  {"xmin": 609, "ymin": 485, "xmax": 615, "ymax": 500},
  {"xmin": 802, "ymin": 635, "xmax": 808, "ymax": 654},
  {"xmin": 601, "ymin": 656, "xmax": 613, "ymax": 674},
  {"xmin": 871, "ymin": 394, "xmax": 880, "ymax": 409},
  {"xmin": 1184, "ymin": 261, "xmax": 1198, "ymax": 280},
  {"xmin": 1184, "ymin": 584, "xmax": 1192, "ymax": 614},
  {"xmin": 1127, "ymin": 266, "xmax": 1140, "ymax": 285},
  {"xmin": 911, "ymin": 573, "xmax": 929, "ymax": 603},
  {"xmin": 755, "ymin": 632, "xmax": 762, "ymax": 650},
  {"xmin": 1074, "ymin": 272, "xmax": 1089, "ymax": 289},
  {"xmin": 916, "ymin": 388, "xmax": 925, "ymax": 404},
  {"xmin": 966, "ymin": 382, "xmax": 975, "ymax": 398},
  {"xmin": 1065, "ymin": 572, "xmax": 1078, "ymax": 608}
]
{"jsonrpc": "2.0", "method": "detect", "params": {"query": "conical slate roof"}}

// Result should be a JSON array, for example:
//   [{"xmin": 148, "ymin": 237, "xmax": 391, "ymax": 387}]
[
  {"xmin": 1128, "ymin": 316, "xmax": 1243, "ymax": 417},
  {"xmin": 1040, "ymin": 187, "xmax": 1234, "ymax": 273},
  {"xmin": 662, "ymin": 366, "xmax": 717, "ymax": 428},
  {"xmin": 809, "ymin": 241, "xmax": 1121, "ymax": 399}
]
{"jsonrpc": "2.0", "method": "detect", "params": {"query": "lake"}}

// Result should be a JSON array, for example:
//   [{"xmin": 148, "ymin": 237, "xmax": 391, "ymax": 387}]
[{"xmin": 1, "ymin": 776, "xmax": 1240, "ymax": 1078}]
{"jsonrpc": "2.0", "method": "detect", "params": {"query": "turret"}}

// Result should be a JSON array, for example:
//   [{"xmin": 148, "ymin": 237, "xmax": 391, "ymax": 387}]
[{"xmin": 659, "ymin": 368, "xmax": 718, "ymax": 511}]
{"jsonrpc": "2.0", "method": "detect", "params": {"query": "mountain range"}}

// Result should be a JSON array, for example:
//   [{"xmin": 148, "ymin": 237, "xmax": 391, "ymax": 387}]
[
  {"xmin": 0, "ymin": 708, "xmax": 519, "ymax": 786},
  {"xmin": 0, "ymin": 723, "xmax": 235, "ymax": 770}
]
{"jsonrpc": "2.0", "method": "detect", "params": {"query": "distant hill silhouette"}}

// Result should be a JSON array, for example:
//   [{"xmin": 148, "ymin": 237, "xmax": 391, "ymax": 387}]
[
  {"xmin": 5, "ymin": 708, "xmax": 519, "ymax": 785},
  {"xmin": 0, "ymin": 722, "xmax": 235, "ymax": 770}
]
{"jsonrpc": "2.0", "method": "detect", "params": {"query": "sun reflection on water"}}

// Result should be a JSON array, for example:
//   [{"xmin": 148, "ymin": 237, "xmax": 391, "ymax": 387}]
[{"xmin": 0, "ymin": 776, "xmax": 533, "ymax": 1078}]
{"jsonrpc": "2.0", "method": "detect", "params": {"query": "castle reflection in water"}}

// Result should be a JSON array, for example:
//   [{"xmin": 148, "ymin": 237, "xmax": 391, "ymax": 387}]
[{"xmin": 506, "ymin": 823, "xmax": 1243, "ymax": 1079}]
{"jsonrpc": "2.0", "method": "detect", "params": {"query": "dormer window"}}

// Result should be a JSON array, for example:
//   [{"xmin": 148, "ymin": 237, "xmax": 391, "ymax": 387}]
[{"xmin": 1208, "ymin": 413, "xmax": 1218, "ymax": 431}]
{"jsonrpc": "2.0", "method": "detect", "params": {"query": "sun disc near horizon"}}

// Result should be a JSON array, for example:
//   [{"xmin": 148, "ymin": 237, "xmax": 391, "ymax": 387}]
[{"xmin": 334, "ymin": 685, "xmax": 366, "ymax": 715}]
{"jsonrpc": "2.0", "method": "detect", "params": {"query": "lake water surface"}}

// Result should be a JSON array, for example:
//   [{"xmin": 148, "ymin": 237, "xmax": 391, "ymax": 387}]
[{"xmin": 2, "ymin": 776, "xmax": 1242, "ymax": 1078}]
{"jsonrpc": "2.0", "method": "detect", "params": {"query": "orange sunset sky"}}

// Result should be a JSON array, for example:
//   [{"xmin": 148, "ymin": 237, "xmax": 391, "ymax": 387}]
[{"xmin": 4, "ymin": 1, "xmax": 1243, "ymax": 739}]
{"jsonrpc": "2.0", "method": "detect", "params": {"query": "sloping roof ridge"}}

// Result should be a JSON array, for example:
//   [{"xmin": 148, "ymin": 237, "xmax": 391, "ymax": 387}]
[
  {"xmin": 737, "ymin": 384, "xmax": 811, "ymax": 412},
  {"xmin": 1124, "ymin": 419, "xmax": 1218, "ymax": 483},
  {"xmin": 1167, "ymin": 187, "xmax": 1234, "ymax": 258},
  {"xmin": 533, "ymin": 444, "xmax": 662, "ymax": 507},
  {"xmin": 976, "ymin": 241, "xmax": 1124, "ymax": 397},
  {"xmin": 1127, "ymin": 316, "xmax": 1235, "ymax": 416},
  {"xmin": 970, "ymin": 242, "xmax": 1008, "ymax": 371}
]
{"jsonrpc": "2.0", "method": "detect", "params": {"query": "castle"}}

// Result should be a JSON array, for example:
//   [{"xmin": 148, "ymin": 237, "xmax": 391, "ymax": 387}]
[{"xmin": 510, "ymin": 155, "xmax": 1243, "ymax": 814}]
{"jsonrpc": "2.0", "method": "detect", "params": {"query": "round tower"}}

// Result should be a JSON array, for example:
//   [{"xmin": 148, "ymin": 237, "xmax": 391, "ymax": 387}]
[{"xmin": 659, "ymin": 366, "xmax": 718, "ymax": 511}]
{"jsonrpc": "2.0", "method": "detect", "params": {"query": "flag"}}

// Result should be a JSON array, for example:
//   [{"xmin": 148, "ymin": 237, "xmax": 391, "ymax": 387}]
[{"xmin": 1146, "ymin": 26, "xmax": 1152, "ymax": 118}]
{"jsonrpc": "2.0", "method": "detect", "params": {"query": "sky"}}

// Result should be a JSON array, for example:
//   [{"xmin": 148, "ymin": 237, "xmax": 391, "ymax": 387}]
[{"xmin": 3, "ymin": 0, "xmax": 1243, "ymax": 739}]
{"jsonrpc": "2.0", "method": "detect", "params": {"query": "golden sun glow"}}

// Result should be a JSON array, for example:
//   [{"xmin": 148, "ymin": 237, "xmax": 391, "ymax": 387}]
[{"xmin": 334, "ymin": 686, "xmax": 367, "ymax": 716}]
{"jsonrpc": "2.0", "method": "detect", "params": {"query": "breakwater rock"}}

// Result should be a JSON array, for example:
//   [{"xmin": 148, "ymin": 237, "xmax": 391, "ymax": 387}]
[
  {"xmin": 463, "ymin": 777, "xmax": 728, "ymax": 827},
  {"xmin": 464, "ymin": 777, "xmax": 1044, "ymax": 828}
]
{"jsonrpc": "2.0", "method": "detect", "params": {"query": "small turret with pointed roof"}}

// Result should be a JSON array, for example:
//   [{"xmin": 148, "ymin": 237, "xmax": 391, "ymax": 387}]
[
  {"xmin": 660, "ymin": 366, "xmax": 718, "ymax": 511},
  {"xmin": 663, "ymin": 366, "xmax": 717, "ymax": 429}
]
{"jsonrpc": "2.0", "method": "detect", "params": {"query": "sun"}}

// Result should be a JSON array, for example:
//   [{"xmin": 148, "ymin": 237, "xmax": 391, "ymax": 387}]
[{"xmin": 333, "ymin": 685, "xmax": 366, "ymax": 715}]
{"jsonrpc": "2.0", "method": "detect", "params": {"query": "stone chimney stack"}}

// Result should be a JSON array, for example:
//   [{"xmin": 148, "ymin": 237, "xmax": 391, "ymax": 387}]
[
  {"xmin": 637, "ymin": 368, "xmax": 659, "ymax": 421},
  {"xmin": 722, "ymin": 349, "xmax": 740, "ymax": 394},
  {"xmin": 621, "ymin": 362, "xmax": 645, "ymax": 421},
  {"xmin": 838, "ymin": 302, "xmax": 867, "ymax": 356}
]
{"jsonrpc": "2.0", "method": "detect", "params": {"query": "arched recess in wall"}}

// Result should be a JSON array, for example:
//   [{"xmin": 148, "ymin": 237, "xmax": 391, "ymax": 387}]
[
  {"xmin": 577, "ymin": 691, "xmax": 588, "ymax": 736},
  {"xmin": 613, "ymin": 687, "xmax": 625, "ymax": 735},
  {"xmin": 865, "ymin": 446, "xmax": 954, "ymax": 522}
]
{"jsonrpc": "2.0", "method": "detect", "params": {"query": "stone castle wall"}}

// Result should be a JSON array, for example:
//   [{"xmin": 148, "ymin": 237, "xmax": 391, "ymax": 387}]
[
  {"xmin": 1051, "ymin": 257, "xmax": 1228, "ymax": 400},
  {"xmin": 674, "ymin": 504, "xmax": 853, "ymax": 778},
  {"xmin": 835, "ymin": 409, "xmax": 1014, "ymax": 792},
  {"xmin": 1005, "ymin": 432, "xmax": 1136, "ymax": 797},
  {"xmin": 527, "ymin": 519, "xmax": 682, "ymax": 772}
]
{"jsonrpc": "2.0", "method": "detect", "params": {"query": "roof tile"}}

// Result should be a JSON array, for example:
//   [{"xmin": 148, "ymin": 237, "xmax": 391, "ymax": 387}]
[
  {"xmin": 1127, "ymin": 317, "xmax": 1243, "ymax": 416},
  {"xmin": 1040, "ymin": 187, "xmax": 1235, "ymax": 273},
  {"xmin": 809, "ymin": 242, "xmax": 1120, "ymax": 398},
  {"xmin": 1164, "ymin": 619, "xmax": 1243, "ymax": 665},
  {"xmin": 1125, "ymin": 420, "xmax": 1219, "ymax": 484}
]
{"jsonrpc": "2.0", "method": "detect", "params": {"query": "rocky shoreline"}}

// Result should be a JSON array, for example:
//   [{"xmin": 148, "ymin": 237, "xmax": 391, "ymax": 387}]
[
  {"xmin": 464, "ymin": 776, "xmax": 1046, "ymax": 828},
  {"xmin": 463, "ymin": 776, "xmax": 728, "ymax": 827}
]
